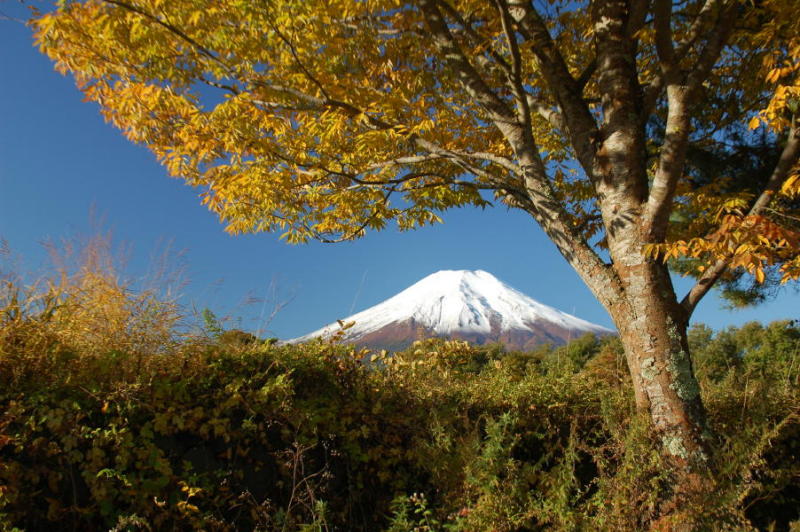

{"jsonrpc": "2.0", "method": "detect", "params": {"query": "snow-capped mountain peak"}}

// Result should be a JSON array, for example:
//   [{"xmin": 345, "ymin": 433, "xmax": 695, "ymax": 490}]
[{"xmin": 288, "ymin": 270, "xmax": 613, "ymax": 349}]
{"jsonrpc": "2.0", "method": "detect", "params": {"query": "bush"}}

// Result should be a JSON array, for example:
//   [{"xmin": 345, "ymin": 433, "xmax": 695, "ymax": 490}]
[{"xmin": 2, "ymin": 263, "xmax": 799, "ymax": 530}]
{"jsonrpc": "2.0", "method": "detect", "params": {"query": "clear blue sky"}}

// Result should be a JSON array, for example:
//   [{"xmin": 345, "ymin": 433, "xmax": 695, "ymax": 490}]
[{"xmin": 1, "ymin": 10, "xmax": 798, "ymax": 339}]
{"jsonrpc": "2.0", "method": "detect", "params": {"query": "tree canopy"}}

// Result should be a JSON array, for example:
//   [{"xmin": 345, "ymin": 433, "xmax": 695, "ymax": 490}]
[{"xmin": 34, "ymin": 2, "xmax": 800, "ymax": 295}]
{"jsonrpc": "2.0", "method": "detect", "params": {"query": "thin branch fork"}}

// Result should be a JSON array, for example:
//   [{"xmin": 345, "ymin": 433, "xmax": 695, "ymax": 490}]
[
  {"xmin": 642, "ymin": 0, "xmax": 738, "ymax": 117},
  {"xmin": 507, "ymin": 1, "xmax": 599, "ymax": 181},
  {"xmin": 676, "ymin": 0, "xmax": 733, "ymax": 61},
  {"xmin": 436, "ymin": 0, "xmax": 516, "ymax": 81},
  {"xmin": 417, "ymin": 0, "xmax": 516, "ymax": 124},
  {"xmin": 493, "ymin": 0, "xmax": 530, "ymax": 125},
  {"xmin": 643, "ymin": 1, "xmax": 738, "ymax": 242}
]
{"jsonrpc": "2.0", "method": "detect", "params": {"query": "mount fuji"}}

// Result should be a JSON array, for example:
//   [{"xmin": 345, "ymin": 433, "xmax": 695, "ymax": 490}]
[{"xmin": 288, "ymin": 270, "xmax": 614, "ymax": 350}]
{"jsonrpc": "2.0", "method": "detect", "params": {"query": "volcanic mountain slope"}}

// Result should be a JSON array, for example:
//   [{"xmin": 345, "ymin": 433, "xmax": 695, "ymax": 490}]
[{"xmin": 288, "ymin": 270, "xmax": 614, "ymax": 351}]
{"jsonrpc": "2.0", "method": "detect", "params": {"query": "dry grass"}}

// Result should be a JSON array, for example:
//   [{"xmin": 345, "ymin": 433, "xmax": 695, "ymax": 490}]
[{"xmin": 1, "ymin": 229, "xmax": 186, "ymax": 360}]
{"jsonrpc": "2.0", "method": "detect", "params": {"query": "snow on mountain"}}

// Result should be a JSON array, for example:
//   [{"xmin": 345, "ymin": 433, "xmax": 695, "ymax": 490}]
[{"xmin": 287, "ymin": 270, "xmax": 614, "ymax": 350}]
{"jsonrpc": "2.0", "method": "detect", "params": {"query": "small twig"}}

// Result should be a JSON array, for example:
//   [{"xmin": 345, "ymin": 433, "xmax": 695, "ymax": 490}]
[
  {"xmin": 266, "ymin": 18, "xmax": 330, "ymax": 100},
  {"xmin": 764, "ymin": 207, "xmax": 800, "ymax": 224},
  {"xmin": 0, "ymin": 9, "xmax": 25, "ymax": 24}
]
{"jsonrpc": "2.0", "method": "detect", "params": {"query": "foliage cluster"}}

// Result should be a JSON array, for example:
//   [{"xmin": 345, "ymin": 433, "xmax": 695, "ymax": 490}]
[{"xmin": 1, "ymin": 273, "xmax": 799, "ymax": 531}]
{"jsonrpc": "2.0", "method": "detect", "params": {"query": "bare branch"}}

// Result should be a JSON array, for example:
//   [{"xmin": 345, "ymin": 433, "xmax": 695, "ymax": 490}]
[
  {"xmin": 494, "ymin": 0, "xmax": 529, "ymax": 124},
  {"xmin": 507, "ymin": 1, "xmax": 599, "ymax": 180},
  {"xmin": 654, "ymin": 0, "xmax": 676, "ymax": 74},
  {"xmin": 0, "ymin": 9, "xmax": 25, "ymax": 24},
  {"xmin": 643, "ymin": 1, "xmax": 738, "ymax": 242},
  {"xmin": 417, "ymin": 0, "xmax": 515, "ymax": 124},
  {"xmin": 526, "ymin": 94, "xmax": 567, "ymax": 131}
]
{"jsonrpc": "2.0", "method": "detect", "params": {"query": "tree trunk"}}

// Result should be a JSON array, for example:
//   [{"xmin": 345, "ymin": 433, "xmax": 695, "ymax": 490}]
[{"xmin": 609, "ymin": 260, "xmax": 712, "ymax": 526}]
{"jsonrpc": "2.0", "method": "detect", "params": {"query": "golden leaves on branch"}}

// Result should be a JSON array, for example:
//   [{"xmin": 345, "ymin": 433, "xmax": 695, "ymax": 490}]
[
  {"xmin": 32, "ymin": 0, "xmax": 509, "ymax": 243},
  {"xmin": 645, "ymin": 211, "xmax": 800, "ymax": 284},
  {"xmin": 746, "ymin": 5, "xmax": 800, "ymax": 132}
]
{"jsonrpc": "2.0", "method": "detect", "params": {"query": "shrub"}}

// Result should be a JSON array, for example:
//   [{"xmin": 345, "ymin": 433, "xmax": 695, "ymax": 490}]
[{"xmin": 1, "ymin": 263, "xmax": 799, "ymax": 530}]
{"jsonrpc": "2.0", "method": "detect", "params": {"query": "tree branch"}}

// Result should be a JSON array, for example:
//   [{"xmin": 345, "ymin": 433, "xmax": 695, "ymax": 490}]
[
  {"xmin": 494, "ymin": 0, "xmax": 530, "ymax": 124},
  {"xmin": 675, "ymin": 0, "xmax": 729, "ymax": 61},
  {"xmin": 102, "ymin": 0, "xmax": 226, "ymax": 68},
  {"xmin": 437, "ymin": 0, "xmax": 514, "ymax": 80},
  {"xmin": 576, "ymin": 59, "xmax": 597, "ymax": 91},
  {"xmin": 681, "ymin": 128, "xmax": 800, "ymax": 315},
  {"xmin": 643, "ymin": 1, "xmax": 737, "ymax": 242},
  {"xmin": 526, "ymin": 93, "xmax": 567, "ymax": 131},
  {"xmin": 507, "ymin": 1, "xmax": 599, "ymax": 180},
  {"xmin": 515, "ymin": 141, "xmax": 623, "ymax": 307},
  {"xmin": 685, "ymin": 1, "xmax": 738, "ymax": 92},
  {"xmin": 415, "ymin": 1, "xmax": 620, "ymax": 304},
  {"xmin": 265, "ymin": 17, "xmax": 330, "ymax": 100},
  {"xmin": 417, "ymin": 0, "xmax": 515, "ymax": 124},
  {"xmin": 313, "ymin": 188, "xmax": 395, "ymax": 243},
  {"xmin": 642, "ymin": 83, "xmax": 692, "ymax": 241},
  {"xmin": 654, "ymin": 0, "xmax": 676, "ymax": 74}
]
